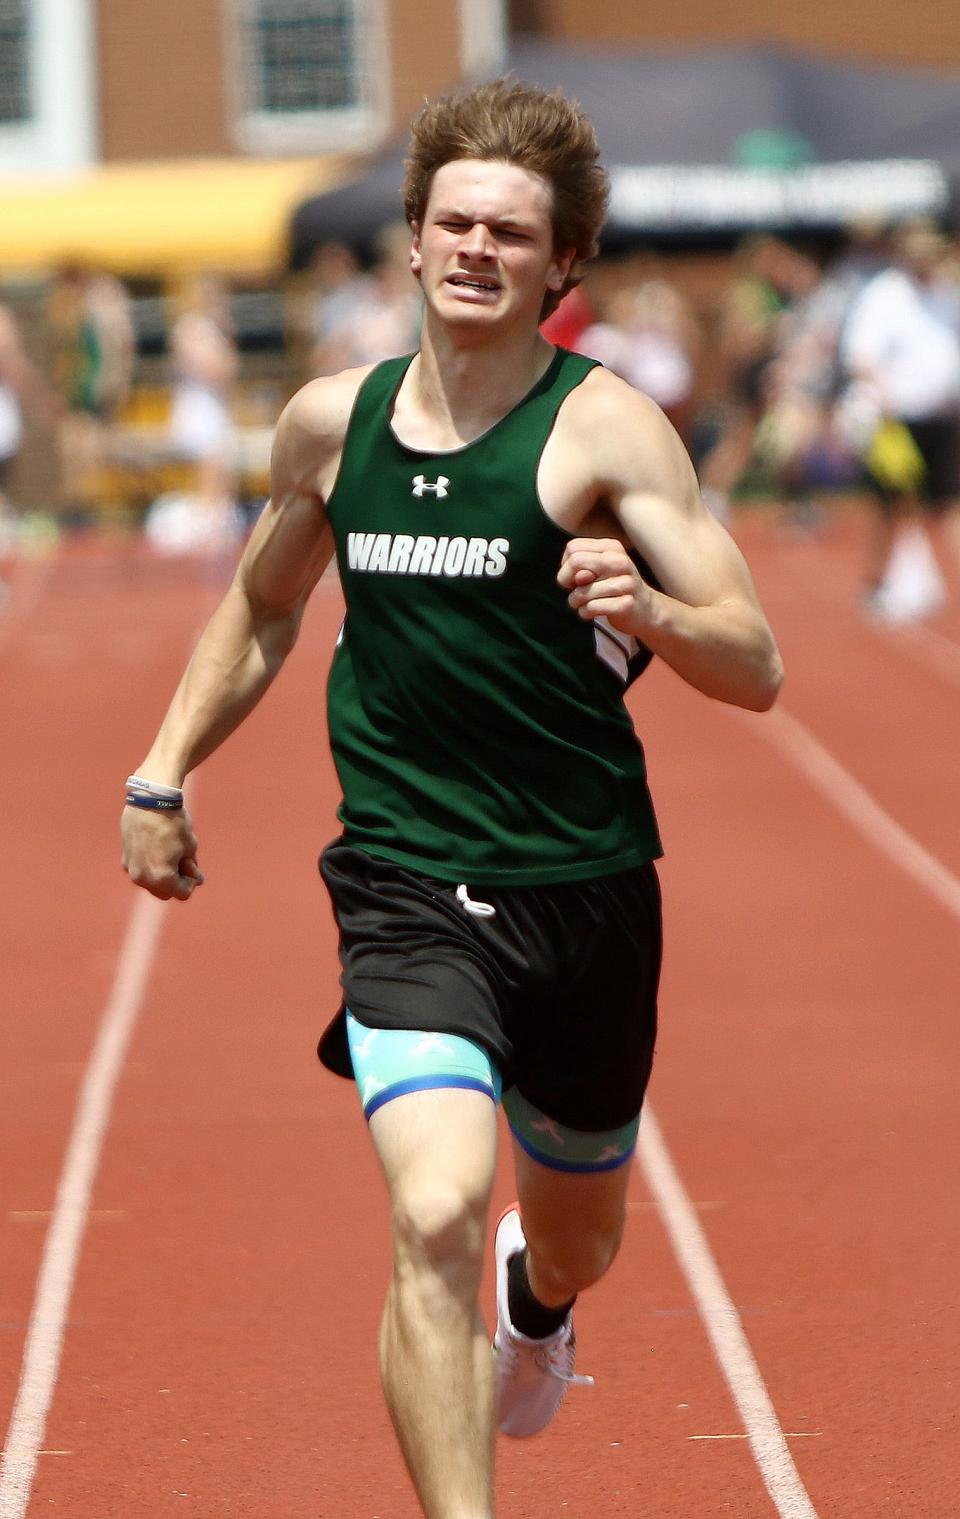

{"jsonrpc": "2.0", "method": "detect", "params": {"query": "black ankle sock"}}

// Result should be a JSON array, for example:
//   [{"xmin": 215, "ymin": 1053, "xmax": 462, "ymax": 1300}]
[{"xmin": 506, "ymin": 1248, "xmax": 575, "ymax": 1339}]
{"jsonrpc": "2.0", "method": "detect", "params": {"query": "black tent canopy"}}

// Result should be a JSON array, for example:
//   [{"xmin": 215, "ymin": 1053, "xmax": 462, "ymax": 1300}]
[{"xmin": 288, "ymin": 39, "xmax": 960, "ymax": 267}]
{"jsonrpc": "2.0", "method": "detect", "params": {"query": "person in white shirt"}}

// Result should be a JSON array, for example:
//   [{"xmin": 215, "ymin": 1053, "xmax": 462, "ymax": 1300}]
[{"xmin": 840, "ymin": 222, "xmax": 960, "ymax": 618}]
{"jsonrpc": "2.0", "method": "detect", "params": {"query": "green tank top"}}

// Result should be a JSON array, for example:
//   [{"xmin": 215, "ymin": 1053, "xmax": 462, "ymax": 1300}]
[{"xmin": 324, "ymin": 347, "xmax": 662, "ymax": 885}]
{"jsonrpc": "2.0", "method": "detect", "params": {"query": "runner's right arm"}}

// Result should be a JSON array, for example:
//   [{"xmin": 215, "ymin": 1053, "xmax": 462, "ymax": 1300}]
[{"xmin": 121, "ymin": 380, "xmax": 346, "ymax": 900}]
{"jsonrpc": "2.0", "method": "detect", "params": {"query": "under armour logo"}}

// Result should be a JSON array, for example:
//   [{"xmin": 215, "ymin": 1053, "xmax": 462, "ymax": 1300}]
[{"xmin": 412, "ymin": 474, "xmax": 450, "ymax": 499}]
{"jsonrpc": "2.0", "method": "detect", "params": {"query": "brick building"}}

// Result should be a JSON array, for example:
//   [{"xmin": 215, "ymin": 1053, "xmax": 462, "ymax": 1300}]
[
  {"xmin": 1, "ymin": 0, "xmax": 958, "ymax": 511},
  {"xmin": 0, "ymin": 1, "xmax": 506, "ymax": 508},
  {"xmin": 5, "ymin": 0, "xmax": 960, "ymax": 183},
  {"xmin": 0, "ymin": 1, "xmax": 504, "ymax": 175},
  {"xmin": 0, "ymin": 1, "xmax": 505, "ymax": 275},
  {"xmin": 2, "ymin": 0, "xmax": 958, "ymax": 273},
  {"xmin": 515, "ymin": 0, "xmax": 960, "ymax": 71}
]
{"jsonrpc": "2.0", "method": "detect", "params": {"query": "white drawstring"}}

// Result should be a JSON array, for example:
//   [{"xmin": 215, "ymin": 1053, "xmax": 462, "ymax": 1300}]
[{"xmin": 456, "ymin": 883, "xmax": 496, "ymax": 918}]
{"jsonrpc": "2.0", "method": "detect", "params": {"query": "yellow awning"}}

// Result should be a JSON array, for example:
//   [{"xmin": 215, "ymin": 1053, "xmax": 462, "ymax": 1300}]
[{"xmin": 0, "ymin": 155, "xmax": 353, "ymax": 278}]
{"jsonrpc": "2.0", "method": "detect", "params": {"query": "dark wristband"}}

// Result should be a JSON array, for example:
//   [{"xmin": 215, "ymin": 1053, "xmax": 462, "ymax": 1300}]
[{"xmin": 124, "ymin": 793, "xmax": 185, "ymax": 812}]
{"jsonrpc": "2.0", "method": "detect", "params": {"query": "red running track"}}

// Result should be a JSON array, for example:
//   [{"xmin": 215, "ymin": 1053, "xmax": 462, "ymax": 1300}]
[{"xmin": 1, "ymin": 507, "xmax": 958, "ymax": 1518}]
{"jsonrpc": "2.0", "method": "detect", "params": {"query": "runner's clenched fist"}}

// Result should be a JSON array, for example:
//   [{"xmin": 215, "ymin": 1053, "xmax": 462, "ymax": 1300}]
[{"xmin": 558, "ymin": 538, "xmax": 656, "ymax": 638}]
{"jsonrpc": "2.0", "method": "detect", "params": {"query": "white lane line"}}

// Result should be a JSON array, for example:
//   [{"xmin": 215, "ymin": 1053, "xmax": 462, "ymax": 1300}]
[
  {"xmin": 638, "ymin": 1108, "xmax": 821, "ymax": 1519},
  {"xmin": 0, "ymin": 889, "xmax": 168, "ymax": 1519},
  {"xmin": 643, "ymin": 699, "xmax": 958, "ymax": 1510},
  {"xmin": 754, "ymin": 706, "xmax": 960, "ymax": 923},
  {"xmin": 689, "ymin": 1432, "xmax": 822, "ymax": 1441}
]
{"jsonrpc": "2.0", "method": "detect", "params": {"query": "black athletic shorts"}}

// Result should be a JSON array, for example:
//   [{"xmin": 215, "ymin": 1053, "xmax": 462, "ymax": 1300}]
[
  {"xmin": 907, "ymin": 415, "xmax": 960, "ymax": 507},
  {"xmin": 870, "ymin": 413, "xmax": 960, "ymax": 510},
  {"xmin": 317, "ymin": 839, "xmax": 662, "ymax": 1132}
]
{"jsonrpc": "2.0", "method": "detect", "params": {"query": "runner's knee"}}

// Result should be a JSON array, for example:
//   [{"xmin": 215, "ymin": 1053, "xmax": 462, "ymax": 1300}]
[
  {"xmin": 525, "ymin": 1212, "xmax": 625, "ymax": 1301},
  {"xmin": 390, "ymin": 1180, "xmax": 488, "ymax": 1297}
]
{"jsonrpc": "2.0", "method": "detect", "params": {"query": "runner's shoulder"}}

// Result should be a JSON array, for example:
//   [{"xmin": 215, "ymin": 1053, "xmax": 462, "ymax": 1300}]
[
  {"xmin": 562, "ymin": 362, "xmax": 692, "ymax": 488},
  {"xmin": 275, "ymin": 364, "xmax": 378, "ymax": 457}
]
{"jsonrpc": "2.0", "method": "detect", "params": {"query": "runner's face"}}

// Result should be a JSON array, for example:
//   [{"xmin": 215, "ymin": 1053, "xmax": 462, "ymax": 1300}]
[{"xmin": 411, "ymin": 159, "xmax": 573, "ymax": 331}]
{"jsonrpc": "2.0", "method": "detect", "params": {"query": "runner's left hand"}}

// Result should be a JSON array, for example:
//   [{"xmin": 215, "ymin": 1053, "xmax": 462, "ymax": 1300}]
[{"xmin": 558, "ymin": 539, "xmax": 656, "ymax": 639}]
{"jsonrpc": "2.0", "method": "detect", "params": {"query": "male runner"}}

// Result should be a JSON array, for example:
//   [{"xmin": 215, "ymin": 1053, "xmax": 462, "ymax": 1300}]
[{"xmin": 122, "ymin": 79, "xmax": 783, "ymax": 1519}]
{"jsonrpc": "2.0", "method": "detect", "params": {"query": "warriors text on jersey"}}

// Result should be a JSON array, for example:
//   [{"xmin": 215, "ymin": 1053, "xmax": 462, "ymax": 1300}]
[{"xmin": 324, "ymin": 348, "xmax": 662, "ymax": 885}]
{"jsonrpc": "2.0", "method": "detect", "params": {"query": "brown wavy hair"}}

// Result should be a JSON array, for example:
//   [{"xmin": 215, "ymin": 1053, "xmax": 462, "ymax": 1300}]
[{"xmin": 402, "ymin": 77, "xmax": 609, "ymax": 321}]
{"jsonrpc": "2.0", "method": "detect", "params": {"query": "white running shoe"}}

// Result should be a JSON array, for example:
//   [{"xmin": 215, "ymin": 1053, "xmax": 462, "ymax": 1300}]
[{"xmin": 492, "ymin": 1205, "xmax": 593, "ymax": 1438}]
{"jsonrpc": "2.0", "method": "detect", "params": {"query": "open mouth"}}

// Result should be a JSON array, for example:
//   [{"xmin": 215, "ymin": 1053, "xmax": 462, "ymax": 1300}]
[{"xmin": 447, "ymin": 275, "xmax": 501, "ymax": 294}]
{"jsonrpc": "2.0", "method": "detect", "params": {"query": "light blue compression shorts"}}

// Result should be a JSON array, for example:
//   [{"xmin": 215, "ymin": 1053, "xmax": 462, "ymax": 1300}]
[{"xmin": 346, "ymin": 1011, "xmax": 640, "ymax": 1174}]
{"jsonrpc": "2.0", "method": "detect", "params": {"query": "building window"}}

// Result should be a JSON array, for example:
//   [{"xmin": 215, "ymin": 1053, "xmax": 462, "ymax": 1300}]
[
  {"xmin": 0, "ymin": 0, "xmax": 30, "ymax": 125},
  {"xmin": 252, "ymin": 0, "xmax": 357, "ymax": 113},
  {"xmin": 235, "ymin": 0, "xmax": 386, "ymax": 150},
  {"xmin": 0, "ymin": 0, "xmax": 94, "ymax": 172}
]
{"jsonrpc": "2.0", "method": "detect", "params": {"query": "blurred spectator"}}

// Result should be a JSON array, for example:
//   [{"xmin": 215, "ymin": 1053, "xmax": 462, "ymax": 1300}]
[
  {"xmin": 576, "ymin": 279, "xmax": 699, "ymax": 443},
  {"xmin": 838, "ymin": 220, "xmax": 960, "ymax": 619},
  {"xmin": 751, "ymin": 242, "xmax": 837, "ymax": 514},
  {"xmin": 0, "ymin": 312, "xmax": 27, "ymax": 532},
  {"xmin": 353, "ymin": 222, "xmax": 423, "ymax": 363},
  {"xmin": 308, "ymin": 228, "xmax": 421, "ymax": 375},
  {"xmin": 696, "ymin": 235, "xmax": 789, "ymax": 520},
  {"xmin": 815, "ymin": 218, "xmax": 891, "ymax": 375},
  {"xmin": 307, "ymin": 240, "xmax": 376, "ymax": 374},
  {"xmin": 150, "ymin": 275, "xmax": 240, "ymax": 557},
  {"xmin": 762, "ymin": 221, "xmax": 890, "ymax": 496},
  {"xmin": 47, "ymin": 264, "xmax": 135, "ymax": 520},
  {"xmin": 0, "ymin": 301, "xmax": 62, "ymax": 534}
]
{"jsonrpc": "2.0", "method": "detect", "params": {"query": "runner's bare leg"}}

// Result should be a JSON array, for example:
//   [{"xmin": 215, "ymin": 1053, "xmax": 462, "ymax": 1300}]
[
  {"xmin": 512, "ymin": 1140, "xmax": 634, "ymax": 1308},
  {"xmin": 370, "ymin": 1087, "xmax": 499, "ymax": 1519}
]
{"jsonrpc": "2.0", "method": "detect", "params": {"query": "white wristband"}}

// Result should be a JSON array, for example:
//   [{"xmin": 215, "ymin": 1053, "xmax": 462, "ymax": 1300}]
[{"xmin": 125, "ymin": 774, "xmax": 184, "ymax": 801}]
